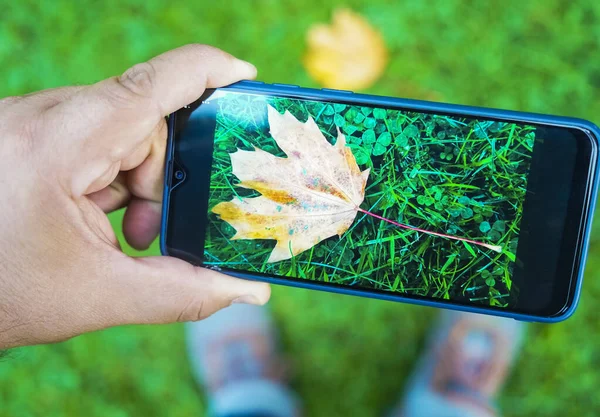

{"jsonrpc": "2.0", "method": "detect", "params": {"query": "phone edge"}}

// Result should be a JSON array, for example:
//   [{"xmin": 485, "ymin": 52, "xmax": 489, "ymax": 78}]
[{"xmin": 160, "ymin": 112, "xmax": 176, "ymax": 259}]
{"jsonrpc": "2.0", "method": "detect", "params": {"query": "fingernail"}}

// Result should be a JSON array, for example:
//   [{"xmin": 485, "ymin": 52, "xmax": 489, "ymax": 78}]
[{"xmin": 231, "ymin": 294, "xmax": 262, "ymax": 305}]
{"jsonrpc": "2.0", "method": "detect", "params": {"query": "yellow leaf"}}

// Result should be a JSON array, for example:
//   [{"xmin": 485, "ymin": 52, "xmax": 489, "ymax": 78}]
[
  {"xmin": 212, "ymin": 105, "xmax": 370, "ymax": 263},
  {"xmin": 304, "ymin": 8, "xmax": 388, "ymax": 90}
]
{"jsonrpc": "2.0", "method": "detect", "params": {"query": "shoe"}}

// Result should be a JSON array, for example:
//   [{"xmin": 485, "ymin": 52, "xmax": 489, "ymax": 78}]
[
  {"xmin": 186, "ymin": 304, "xmax": 299, "ymax": 417},
  {"xmin": 392, "ymin": 311, "xmax": 524, "ymax": 417}
]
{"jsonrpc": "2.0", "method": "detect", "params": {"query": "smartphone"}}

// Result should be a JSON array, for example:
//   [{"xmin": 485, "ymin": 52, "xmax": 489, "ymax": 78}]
[{"xmin": 161, "ymin": 81, "xmax": 600, "ymax": 322}]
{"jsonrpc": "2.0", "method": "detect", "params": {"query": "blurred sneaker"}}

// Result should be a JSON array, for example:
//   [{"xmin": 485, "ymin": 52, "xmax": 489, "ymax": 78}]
[
  {"xmin": 392, "ymin": 311, "xmax": 524, "ymax": 417},
  {"xmin": 186, "ymin": 303, "xmax": 300, "ymax": 417}
]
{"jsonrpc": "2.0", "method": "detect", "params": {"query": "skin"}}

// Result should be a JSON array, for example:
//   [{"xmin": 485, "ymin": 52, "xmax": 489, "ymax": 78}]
[{"xmin": 0, "ymin": 44, "xmax": 271, "ymax": 349}]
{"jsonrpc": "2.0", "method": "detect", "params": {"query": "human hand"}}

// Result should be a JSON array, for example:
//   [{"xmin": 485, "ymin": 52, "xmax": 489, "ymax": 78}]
[{"xmin": 0, "ymin": 45, "xmax": 271, "ymax": 349}]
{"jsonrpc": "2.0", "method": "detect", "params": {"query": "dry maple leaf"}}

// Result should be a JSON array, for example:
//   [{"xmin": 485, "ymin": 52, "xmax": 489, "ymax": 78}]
[
  {"xmin": 212, "ymin": 105, "xmax": 370, "ymax": 263},
  {"xmin": 304, "ymin": 8, "xmax": 388, "ymax": 90}
]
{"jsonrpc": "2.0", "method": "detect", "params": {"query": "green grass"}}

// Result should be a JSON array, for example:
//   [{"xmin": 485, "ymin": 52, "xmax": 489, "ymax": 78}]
[
  {"xmin": 207, "ymin": 93, "xmax": 532, "ymax": 307},
  {"xmin": 2, "ymin": 1, "xmax": 600, "ymax": 416}
]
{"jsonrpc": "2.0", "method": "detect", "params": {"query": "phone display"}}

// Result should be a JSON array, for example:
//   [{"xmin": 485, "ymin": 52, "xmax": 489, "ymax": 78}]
[{"xmin": 163, "ymin": 82, "xmax": 598, "ymax": 321}]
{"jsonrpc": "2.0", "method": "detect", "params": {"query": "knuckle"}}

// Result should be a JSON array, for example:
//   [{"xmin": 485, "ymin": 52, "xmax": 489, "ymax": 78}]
[
  {"xmin": 118, "ymin": 62, "xmax": 157, "ymax": 99},
  {"xmin": 176, "ymin": 297, "xmax": 206, "ymax": 323},
  {"xmin": 101, "ymin": 62, "xmax": 162, "ymax": 118},
  {"xmin": 0, "ymin": 115, "xmax": 39, "ymax": 159},
  {"xmin": 171, "ymin": 269, "xmax": 224, "ymax": 323}
]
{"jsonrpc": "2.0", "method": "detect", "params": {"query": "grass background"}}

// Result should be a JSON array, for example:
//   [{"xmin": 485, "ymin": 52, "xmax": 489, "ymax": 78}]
[
  {"xmin": 1, "ymin": 0, "xmax": 600, "ymax": 416},
  {"xmin": 207, "ymin": 93, "xmax": 532, "ymax": 307}
]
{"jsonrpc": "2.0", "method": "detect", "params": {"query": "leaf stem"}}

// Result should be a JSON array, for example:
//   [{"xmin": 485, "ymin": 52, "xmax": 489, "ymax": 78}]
[{"xmin": 356, "ymin": 207, "xmax": 502, "ymax": 253}]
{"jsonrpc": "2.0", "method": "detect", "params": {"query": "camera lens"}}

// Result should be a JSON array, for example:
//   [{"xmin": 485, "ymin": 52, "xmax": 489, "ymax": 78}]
[{"xmin": 175, "ymin": 170, "xmax": 184, "ymax": 180}]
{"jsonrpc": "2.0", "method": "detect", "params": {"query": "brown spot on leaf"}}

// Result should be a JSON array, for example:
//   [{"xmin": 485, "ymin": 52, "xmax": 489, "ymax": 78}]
[
  {"xmin": 335, "ymin": 220, "xmax": 353, "ymax": 237},
  {"xmin": 240, "ymin": 181, "xmax": 298, "ymax": 205},
  {"xmin": 212, "ymin": 201, "xmax": 242, "ymax": 220},
  {"xmin": 343, "ymin": 147, "xmax": 361, "ymax": 176}
]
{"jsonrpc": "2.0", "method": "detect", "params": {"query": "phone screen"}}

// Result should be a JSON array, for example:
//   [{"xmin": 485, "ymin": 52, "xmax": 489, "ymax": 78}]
[{"xmin": 165, "ymin": 87, "xmax": 595, "ymax": 317}]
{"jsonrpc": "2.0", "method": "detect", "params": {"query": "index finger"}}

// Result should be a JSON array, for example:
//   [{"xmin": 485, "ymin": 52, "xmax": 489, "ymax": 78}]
[
  {"xmin": 113, "ymin": 44, "xmax": 258, "ymax": 117},
  {"xmin": 43, "ymin": 44, "xmax": 256, "ymax": 196}
]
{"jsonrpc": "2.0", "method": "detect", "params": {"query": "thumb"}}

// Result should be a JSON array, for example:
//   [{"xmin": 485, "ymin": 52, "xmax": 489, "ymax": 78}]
[{"xmin": 102, "ymin": 255, "xmax": 271, "ymax": 326}]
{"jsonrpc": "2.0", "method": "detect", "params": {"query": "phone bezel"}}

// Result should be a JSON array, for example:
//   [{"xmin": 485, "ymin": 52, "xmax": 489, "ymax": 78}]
[{"xmin": 161, "ymin": 81, "xmax": 600, "ymax": 322}]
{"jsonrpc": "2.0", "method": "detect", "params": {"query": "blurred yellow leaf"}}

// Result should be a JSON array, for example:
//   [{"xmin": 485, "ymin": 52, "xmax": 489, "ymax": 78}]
[{"xmin": 304, "ymin": 9, "xmax": 388, "ymax": 91}]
